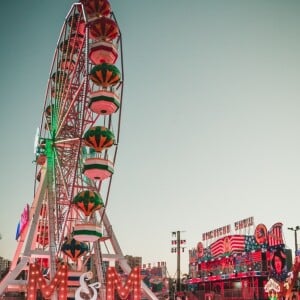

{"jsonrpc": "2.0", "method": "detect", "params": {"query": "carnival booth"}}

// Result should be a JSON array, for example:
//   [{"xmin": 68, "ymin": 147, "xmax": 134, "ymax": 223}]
[{"xmin": 188, "ymin": 218, "xmax": 297, "ymax": 300}]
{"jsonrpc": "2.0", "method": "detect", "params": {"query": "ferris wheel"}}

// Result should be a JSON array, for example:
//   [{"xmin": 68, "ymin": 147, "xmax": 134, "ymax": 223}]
[
  {"xmin": 0, "ymin": 1, "xmax": 157, "ymax": 299},
  {"xmin": 29, "ymin": 0, "xmax": 123, "ymax": 284}
]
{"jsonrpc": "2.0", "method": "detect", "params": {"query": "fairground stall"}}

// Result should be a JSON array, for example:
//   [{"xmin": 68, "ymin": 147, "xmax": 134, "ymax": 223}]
[{"xmin": 188, "ymin": 217, "xmax": 300, "ymax": 300}]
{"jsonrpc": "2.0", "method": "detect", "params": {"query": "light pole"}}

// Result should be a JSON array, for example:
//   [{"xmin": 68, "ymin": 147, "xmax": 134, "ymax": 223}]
[
  {"xmin": 171, "ymin": 231, "xmax": 186, "ymax": 296},
  {"xmin": 288, "ymin": 226, "xmax": 300, "ymax": 256}
]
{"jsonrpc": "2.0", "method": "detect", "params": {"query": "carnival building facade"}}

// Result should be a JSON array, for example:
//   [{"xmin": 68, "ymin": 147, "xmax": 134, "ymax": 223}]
[{"xmin": 188, "ymin": 218, "xmax": 299, "ymax": 300}]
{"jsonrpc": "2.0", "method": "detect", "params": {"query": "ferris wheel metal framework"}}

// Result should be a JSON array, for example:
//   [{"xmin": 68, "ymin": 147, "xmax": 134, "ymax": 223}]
[{"xmin": 0, "ymin": 2, "xmax": 157, "ymax": 299}]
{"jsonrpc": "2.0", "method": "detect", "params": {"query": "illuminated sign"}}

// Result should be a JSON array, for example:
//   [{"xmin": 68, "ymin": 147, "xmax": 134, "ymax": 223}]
[
  {"xmin": 234, "ymin": 216, "xmax": 254, "ymax": 231},
  {"xmin": 106, "ymin": 266, "xmax": 141, "ymax": 300},
  {"xmin": 202, "ymin": 225, "xmax": 231, "ymax": 241},
  {"xmin": 197, "ymin": 242, "xmax": 204, "ymax": 258},
  {"xmin": 74, "ymin": 271, "xmax": 100, "ymax": 300},
  {"xmin": 27, "ymin": 263, "xmax": 68, "ymax": 300},
  {"xmin": 254, "ymin": 223, "xmax": 267, "ymax": 245},
  {"xmin": 202, "ymin": 217, "xmax": 254, "ymax": 241}
]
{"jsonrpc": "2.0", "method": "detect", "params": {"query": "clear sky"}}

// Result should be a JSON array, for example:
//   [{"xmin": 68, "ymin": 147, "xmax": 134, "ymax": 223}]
[{"xmin": 1, "ymin": 0, "xmax": 300, "ymax": 278}]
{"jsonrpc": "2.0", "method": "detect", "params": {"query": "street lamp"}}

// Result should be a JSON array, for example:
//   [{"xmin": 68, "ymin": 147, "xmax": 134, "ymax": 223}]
[{"xmin": 287, "ymin": 226, "xmax": 300, "ymax": 256}]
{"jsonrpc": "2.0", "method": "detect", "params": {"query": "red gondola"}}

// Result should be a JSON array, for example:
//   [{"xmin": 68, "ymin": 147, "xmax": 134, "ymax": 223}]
[
  {"xmin": 89, "ymin": 41, "xmax": 118, "ymax": 65},
  {"xmin": 80, "ymin": 0, "xmax": 111, "ymax": 17}
]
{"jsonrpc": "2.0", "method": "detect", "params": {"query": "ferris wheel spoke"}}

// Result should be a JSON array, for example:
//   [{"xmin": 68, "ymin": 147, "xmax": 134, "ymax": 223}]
[
  {"xmin": 55, "ymin": 81, "xmax": 86, "ymax": 138},
  {"xmin": 53, "ymin": 147, "xmax": 73, "ymax": 202}
]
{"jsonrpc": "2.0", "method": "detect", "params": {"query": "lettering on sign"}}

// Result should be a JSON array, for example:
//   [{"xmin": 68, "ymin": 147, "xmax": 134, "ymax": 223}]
[
  {"xmin": 234, "ymin": 217, "xmax": 254, "ymax": 231},
  {"xmin": 202, "ymin": 225, "xmax": 231, "ymax": 241},
  {"xmin": 201, "ymin": 217, "xmax": 254, "ymax": 241}
]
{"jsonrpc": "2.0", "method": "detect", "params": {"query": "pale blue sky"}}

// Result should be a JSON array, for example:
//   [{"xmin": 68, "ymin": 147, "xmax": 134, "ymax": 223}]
[{"xmin": 1, "ymin": 1, "xmax": 300, "ymax": 277}]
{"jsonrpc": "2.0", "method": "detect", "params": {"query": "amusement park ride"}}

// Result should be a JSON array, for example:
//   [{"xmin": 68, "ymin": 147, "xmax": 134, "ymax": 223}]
[{"xmin": 0, "ymin": 1, "xmax": 158, "ymax": 299}]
